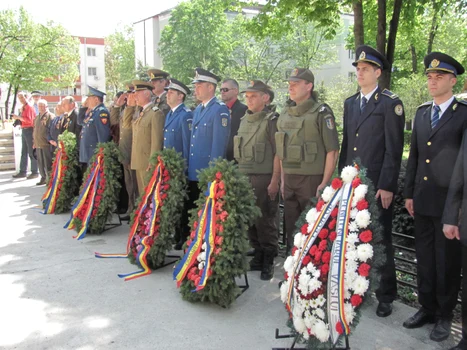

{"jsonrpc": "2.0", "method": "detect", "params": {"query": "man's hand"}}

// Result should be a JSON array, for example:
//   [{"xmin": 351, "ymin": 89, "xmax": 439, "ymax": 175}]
[
  {"xmin": 49, "ymin": 140, "xmax": 57, "ymax": 147},
  {"xmin": 11, "ymin": 114, "xmax": 19, "ymax": 120},
  {"xmin": 267, "ymin": 179, "xmax": 279, "ymax": 200},
  {"xmin": 116, "ymin": 93, "xmax": 128, "ymax": 107},
  {"xmin": 405, "ymin": 199, "xmax": 414, "ymax": 217},
  {"xmin": 443, "ymin": 224, "xmax": 460, "ymax": 240},
  {"xmin": 376, "ymin": 189, "xmax": 394, "ymax": 209},
  {"xmin": 316, "ymin": 182, "xmax": 326, "ymax": 198},
  {"xmin": 127, "ymin": 93, "xmax": 137, "ymax": 107}
]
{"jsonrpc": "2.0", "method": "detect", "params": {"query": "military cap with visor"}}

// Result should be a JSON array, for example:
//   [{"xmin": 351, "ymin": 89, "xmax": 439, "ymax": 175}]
[
  {"xmin": 147, "ymin": 68, "xmax": 170, "ymax": 81},
  {"xmin": 87, "ymin": 85, "xmax": 106, "ymax": 98},
  {"xmin": 31, "ymin": 90, "xmax": 42, "ymax": 96},
  {"xmin": 241, "ymin": 80, "xmax": 273, "ymax": 94},
  {"xmin": 353, "ymin": 45, "xmax": 390, "ymax": 70},
  {"xmin": 288, "ymin": 68, "xmax": 315, "ymax": 84},
  {"xmin": 131, "ymin": 80, "xmax": 153, "ymax": 92},
  {"xmin": 124, "ymin": 81, "xmax": 135, "ymax": 93},
  {"xmin": 167, "ymin": 78, "xmax": 191, "ymax": 96},
  {"xmin": 424, "ymin": 52, "xmax": 465, "ymax": 76},
  {"xmin": 191, "ymin": 67, "xmax": 221, "ymax": 84}
]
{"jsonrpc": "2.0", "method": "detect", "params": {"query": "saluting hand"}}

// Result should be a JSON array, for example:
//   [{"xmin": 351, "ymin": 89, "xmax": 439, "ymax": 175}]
[
  {"xmin": 376, "ymin": 189, "xmax": 393, "ymax": 209},
  {"xmin": 443, "ymin": 224, "xmax": 460, "ymax": 240},
  {"xmin": 405, "ymin": 199, "xmax": 414, "ymax": 217}
]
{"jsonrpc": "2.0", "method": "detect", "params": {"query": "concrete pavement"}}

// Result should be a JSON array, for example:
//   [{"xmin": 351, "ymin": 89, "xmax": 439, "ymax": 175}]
[{"xmin": 0, "ymin": 170, "xmax": 461, "ymax": 350}]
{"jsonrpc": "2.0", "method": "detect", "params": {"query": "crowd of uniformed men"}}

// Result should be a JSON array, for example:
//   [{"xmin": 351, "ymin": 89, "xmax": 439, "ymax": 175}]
[{"xmin": 10, "ymin": 44, "xmax": 467, "ymax": 349}]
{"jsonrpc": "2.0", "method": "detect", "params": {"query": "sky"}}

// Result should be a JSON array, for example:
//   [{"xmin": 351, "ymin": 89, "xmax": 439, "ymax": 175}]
[{"xmin": 0, "ymin": 0, "xmax": 184, "ymax": 37}]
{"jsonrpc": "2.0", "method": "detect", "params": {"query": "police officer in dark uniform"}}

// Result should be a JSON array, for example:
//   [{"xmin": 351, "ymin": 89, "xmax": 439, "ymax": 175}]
[
  {"xmin": 78, "ymin": 86, "xmax": 111, "ymax": 166},
  {"xmin": 147, "ymin": 68, "xmax": 170, "ymax": 116},
  {"xmin": 338, "ymin": 45, "xmax": 405, "ymax": 318},
  {"xmin": 235, "ymin": 80, "xmax": 280, "ymax": 280},
  {"xmin": 404, "ymin": 53, "xmax": 467, "ymax": 342}
]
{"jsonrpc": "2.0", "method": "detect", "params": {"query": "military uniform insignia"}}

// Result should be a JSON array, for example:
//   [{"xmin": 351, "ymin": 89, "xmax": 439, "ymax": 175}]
[
  {"xmin": 431, "ymin": 59, "xmax": 440, "ymax": 68},
  {"xmin": 453, "ymin": 103, "xmax": 458, "ymax": 111},
  {"xmin": 188, "ymin": 122, "xmax": 192, "ymax": 131},
  {"xmin": 150, "ymin": 73, "xmax": 155, "ymax": 79},
  {"xmin": 291, "ymin": 68, "xmax": 298, "ymax": 76},
  {"xmin": 222, "ymin": 118, "xmax": 228, "ymax": 127},
  {"xmin": 325, "ymin": 118, "xmax": 335, "ymax": 130},
  {"xmin": 195, "ymin": 71, "xmax": 200, "ymax": 80},
  {"xmin": 394, "ymin": 104, "xmax": 404, "ymax": 116},
  {"xmin": 152, "ymin": 106, "xmax": 159, "ymax": 111},
  {"xmin": 139, "ymin": 111, "xmax": 144, "ymax": 117},
  {"xmin": 319, "ymin": 106, "xmax": 326, "ymax": 112},
  {"xmin": 375, "ymin": 93, "xmax": 379, "ymax": 101},
  {"xmin": 359, "ymin": 51, "xmax": 366, "ymax": 59}
]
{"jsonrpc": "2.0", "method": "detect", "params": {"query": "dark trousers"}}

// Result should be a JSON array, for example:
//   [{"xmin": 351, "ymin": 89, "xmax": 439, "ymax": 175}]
[
  {"xmin": 123, "ymin": 164, "xmax": 138, "ymax": 214},
  {"xmin": 283, "ymin": 174, "xmax": 322, "ymax": 250},
  {"xmin": 19, "ymin": 128, "xmax": 37, "ymax": 174},
  {"xmin": 375, "ymin": 202, "xmax": 398, "ymax": 303},
  {"xmin": 178, "ymin": 181, "xmax": 201, "ymax": 244},
  {"xmin": 414, "ymin": 213, "xmax": 461, "ymax": 317},
  {"xmin": 459, "ymin": 244, "xmax": 467, "ymax": 349},
  {"xmin": 248, "ymin": 174, "xmax": 279, "ymax": 254},
  {"xmin": 37, "ymin": 147, "xmax": 52, "ymax": 180}
]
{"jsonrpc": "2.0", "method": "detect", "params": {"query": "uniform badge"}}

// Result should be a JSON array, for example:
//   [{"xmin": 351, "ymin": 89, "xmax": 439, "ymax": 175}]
[
  {"xmin": 291, "ymin": 68, "xmax": 298, "ymax": 76},
  {"xmin": 222, "ymin": 118, "xmax": 228, "ymax": 127},
  {"xmin": 453, "ymin": 103, "xmax": 458, "ymax": 111},
  {"xmin": 101, "ymin": 118, "xmax": 108, "ymax": 125},
  {"xmin": 375, "ymin": 93, "xmax": 379, "ymax": 101},
  {"xmin": 195, "ymin": 71, "xmax": 200, "ymax": 79},
  {"xmin": 431, "ymin": 59, "xmax": 440, "ymax": 68},
  {"xmin": 319, "ymin": 106, "xmax": 326, "ymax": 112},
  {"xmin": 394, "ymin": 104, "xmax": 403, "ymax": 116},
  {"xmin": 150, "ymin": 73, "xmax": 155, "ymax": 79},
  {"xmin": 359, "ymin": 51, "xmax": 366, "ymax": 59},
  {"xmin": 100, "ymin": 112, "xmax": 108, "ymax": 118},
  {"xmin": 325, "ymin": 118, "xmax": 334, "ymax": 130},
  {"xmin": 139, "ymin": 112, "xmax": 144, "ymax": 117},
  {"xmin": 188, "ymin": 122, "xmax": 192, "ymax": 131}
]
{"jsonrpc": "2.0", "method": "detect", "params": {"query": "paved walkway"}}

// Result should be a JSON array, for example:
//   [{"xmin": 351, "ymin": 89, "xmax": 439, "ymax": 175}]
[{"xmin": 0, "ymin": 170, "xmax": 460, "ymax": 350}]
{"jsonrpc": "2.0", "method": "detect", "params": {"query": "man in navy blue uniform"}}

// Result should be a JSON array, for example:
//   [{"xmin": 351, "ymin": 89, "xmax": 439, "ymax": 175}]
[
  {"xmin": 78, "ymin": 86, "xmax": 111, "ymax": 166},
  {"xmin": 163, "ymin": 78, "xmax": 193, "ymax": 160},
  {"xmin": 338, "ymin": 45, "xmax": 405, "ymax": 318},
  {"xmin": 405, "ymin": 53, "xmax": 467, "ymax": 343}
]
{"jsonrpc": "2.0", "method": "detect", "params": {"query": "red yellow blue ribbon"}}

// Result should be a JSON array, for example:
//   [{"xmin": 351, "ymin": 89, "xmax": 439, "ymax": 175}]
[{"xmin": 42, "ymin": 141, "xmax": 64, "ymax": 214}]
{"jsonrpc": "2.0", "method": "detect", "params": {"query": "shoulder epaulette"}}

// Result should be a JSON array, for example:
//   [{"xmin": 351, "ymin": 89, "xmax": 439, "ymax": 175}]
[
  {"xmin": 318, "ymin": 103, "xmax": 333, "ymax": 115},
  {"xmin": 218, "ymin": 101, "xmax": 226, "ymax": 106},
  {"xmin": 184, "ymin": 107, "xmax": 191, "ymax": 112},
  {"xmin": 152, "ymin": 105, "xmax": 159, "ymax": 111},
  {"xmin": 417, "ymin": 101, "xmax": 432, "ymax": 109},
  {"xmin": 457, "ymin": 99, "xmax": 467, "ymax": 106},
  {"xmin": 381, "ymin": 88, "xmax": 399, "ymax": 99},
  {"xmin": 346, "ymin": 92, "xmax": 359, "ymax": 101},
  {"xmin": 266, "ymin": 111, "xmax": 279, "ymax": 120}
]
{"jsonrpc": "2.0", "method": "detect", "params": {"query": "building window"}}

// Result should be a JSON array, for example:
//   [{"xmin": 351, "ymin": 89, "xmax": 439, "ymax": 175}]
[
  {"xmin": 348, "ymin": 49, "xmax": 355, "ymax": 60},
  {"xmin": 348, "ymin": 72, "xmax": 356, "ymax": 82},
  {"xmin": 88, "ymin": 67, "xmax": 97, "ymax": 76},
  {"xmin": 87, "ymin": 47, "xmax": 96, "ymax": 56}
]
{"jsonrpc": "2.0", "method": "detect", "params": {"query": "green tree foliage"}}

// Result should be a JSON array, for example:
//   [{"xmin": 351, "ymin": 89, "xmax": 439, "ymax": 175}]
[
  {"xmin": 158, "ymin": 0, "xmax": 234, "ymax": 84},
  {"xmin": 105, "ymin": 25, "xmax": 135, "ymax": 94}
]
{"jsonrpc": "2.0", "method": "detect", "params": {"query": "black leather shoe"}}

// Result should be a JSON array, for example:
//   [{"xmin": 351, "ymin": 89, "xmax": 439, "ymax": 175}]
[
  {"xmin": 376, "ymin": 302, "xmax": 393, "ymax": 317},
  {"xmin": 12, "ymin": 173, "xmax": 26, "ymax": 178},
  {"xmin": 36, "ymin": 178, "xmax": 47, "ymax": 186},
  {"xmin": 430, "ymin": 318, "xmax": 452, "ymax": 342},
  {"xmin": 403, "ymin": 309, "xmax": 436, "ymax": 329},
  {"xmin": 120, "ymin": 214, "xmax": 130, "ymax": 221},
  {"xmin": 27, "ymin": 173, "xmax": 39, "ymax": 179}
]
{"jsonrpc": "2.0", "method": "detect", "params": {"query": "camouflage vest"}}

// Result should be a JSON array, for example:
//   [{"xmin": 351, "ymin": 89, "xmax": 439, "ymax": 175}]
[{"xmin": 234, "ymin": 110, "xmax": 275, "ymax": 174}]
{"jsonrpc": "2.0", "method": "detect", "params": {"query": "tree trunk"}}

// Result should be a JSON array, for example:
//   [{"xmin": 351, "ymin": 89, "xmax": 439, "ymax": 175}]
[
  {"xmin": 410, "ymin": 44, "xmax": 418, "ymax": 73},
  {"xmin": 381, "ymin": 0, "xmax": 403, "ymax": 90},
  {"xmin": 377, "ymin": 0, "xmax": 387, "ymax": 55},
  {"xmin": 427, "ymin": 1, "xmax": 440, "ymax": 54},
  {"xmin": 11, "ymin": 85, "xmax": 19, "ymax": 114},
  {"xmin": 352, "ymin": 0, "xmax": 364, "ymax": 48},
  {"xmin": 5, "ymin": 83, "xmax": 12, "ymax": 116}
]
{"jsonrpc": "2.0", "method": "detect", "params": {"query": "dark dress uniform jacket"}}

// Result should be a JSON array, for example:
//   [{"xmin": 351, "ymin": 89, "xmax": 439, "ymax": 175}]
[
  {"xmin": 338, "ymin": 87, "xmax": 405, "ymax": 193},
  {"xmin": 405, "ymin": 99, "xmax": 467, "ymax": 217},
  {"xmin": 163, "ymin": 104, "xmax": 192, "ymax": 161},
  {"xmin": 226, "ymin": 99, "xmax": 248, "ymax": 161},
  {"xmin": 66, "ymin": 110, "xmax": 82, "ymax": 142},
  {"xmin": 78, "ymin": 103, "xmax": 110, "ymax": 163}
]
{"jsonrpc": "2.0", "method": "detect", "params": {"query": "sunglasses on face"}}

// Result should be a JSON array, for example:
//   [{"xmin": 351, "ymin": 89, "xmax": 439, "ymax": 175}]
[{"xmin": 220, "ymin": 88, "xmax": 235, "ymax": 93}]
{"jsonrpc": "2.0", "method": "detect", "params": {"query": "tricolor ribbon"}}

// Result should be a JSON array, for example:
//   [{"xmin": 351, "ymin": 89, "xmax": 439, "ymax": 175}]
[
  {"xmin": 285, "ymin": 189, "xmax": 342, "ymax": 313},
  {"xmin": 42, "ymin": 141, "xmax": 64, "ymax": 214},
  {"xmin": 173, "ymin": 181, "xmax": 217, "ymax": 291},
  {"xmin": 328, "ymin": 183, "xmax": 354, "ymax": 345},
  {"xmin": 64, "ymin": 152, "xmax": 103, "ymax": 240}
]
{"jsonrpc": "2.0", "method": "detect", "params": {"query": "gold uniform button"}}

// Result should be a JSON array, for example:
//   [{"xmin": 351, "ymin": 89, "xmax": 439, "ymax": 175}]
[
  {"xmin": 426, "ymin": 159, "xmax": 430, "ymax": 164},
  {"xmin": 424, "ymin": 176, "xmax": 428, "ymax": 181},
  {"xmin": 353, "ymin": 147, "xmax": 357, "ymax": 151},
  {"xmin": 356, "ymin": 133, "xmax": 359, "ymax": 137},
  {"xmin": 427, "ymin": 142, "xmax": 432, "ymax": 146}
]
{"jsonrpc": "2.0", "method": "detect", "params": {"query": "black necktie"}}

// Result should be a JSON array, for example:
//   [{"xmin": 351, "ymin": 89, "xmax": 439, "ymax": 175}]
[
  {"xmin": 431, "ymin": 104, "xmax": 440, "ymax": 129},
  {"xmin": 361, "ymin": 96, "xmax": 367, "ymax": 112}
]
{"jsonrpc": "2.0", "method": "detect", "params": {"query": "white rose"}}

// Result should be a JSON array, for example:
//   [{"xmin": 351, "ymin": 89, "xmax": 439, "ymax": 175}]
[
  {"xmin": 355, "ymin": 209, "xmax": 371, "ymax": 229},
  {"xmin": 313, "ymin": 319, "xmax": 330, "ymax": 342},
  {"xmin": 341, "ymin": 166, "xmax": 359, "ymax": 184},
  {"xmin": 357, "ymin": 243, "xmax": 374, "ymax": 262},
  {"xmin": 284, "ymin": 256, "xmax": 295, "ymax": 273},
  {"xmin": 321, "ymin": 186, "xmax": 335, "ymax": 203},
  {"xmin": 197, "ymin": 251, "xmax": 206, "ymax": 262},
  {"xmin": 354, "ymin": 184, "xmax": 368, "ymax": 202},
  {"xmin": 198, "ymin": 261, "xmax": 205, "ymax": 270},
  {"xmin": 306, "ymin": 208, "xmax": 318, "ymax": 224},
  {"xmin": 294, "ymin": 232, "xmax": 303, "ymax": 248},
  {"xmin": 353, "ymin": 276, "xmax": 370, "ymax": 295}
]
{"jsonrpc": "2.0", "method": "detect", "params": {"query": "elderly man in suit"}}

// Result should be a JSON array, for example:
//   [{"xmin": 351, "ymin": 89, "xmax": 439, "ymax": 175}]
[
  {"xmin": 404, "ymin": 52, "xmax": 467, "ymax": 343},
  {"xmin": 338, "ymin": 45, "xmax": 405, "ymax": 318},
  {"xmin": 33, "ymin": 99, "xmax": 55, "ymax": 185},
  {"xmin": 61, "ymin": 96, "xmax": 82, "ymax": 145}
]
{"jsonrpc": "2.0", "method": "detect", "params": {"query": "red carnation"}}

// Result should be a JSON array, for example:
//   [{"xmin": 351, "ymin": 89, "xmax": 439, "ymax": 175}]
[
  {"xmin": 359, "ymin": 230, "xmax": 373, "ymax": 243},
  {"xmin": 219, "ymin": 211, "xmax": 228, "ymax": 221},
  {"xmin": 321, "ymin": 263, "xmax": 329, "ymax": 275},
  {"xmin": 146, "ymin": 236, "xmax": 154, "ymax": 246},
  {"xmin": 163, "ymin": 170, "xmax": 169, "ymax": 177},
  {"xmin": 161, "ymin": 193, "xmax": 168, "ymax": 200},
  {"xmin": 309, "ymin": 245, "xmax": 317, "ymax": 256},
  {"xmin": 318, "ymin": 228, "xmax": 329, "ymax": 239},
  {"xmin": 193, "ymin": 221, "xmax": 198, "ymax": 229},
  {"xmin": 318, "ymin": 240, "xmax": 327, "ymax": 251},
  {"xmin": 315, "ymin": 250, "xmax": 322, "ymax": 262},
  {"xmin": 336, "ymin": 322, "xmax": 344, "ymax": 334},
  {"xmin": 198, "ymin": 210, "xmax": 202, "ymax": 217},
  {"xmin": 92, "ymin": 209, "xmax": 98, "ymax": 217},
  {"xmin": 291, "ymin": 247, "xmax": 298, "ymax": 256},
  {"xmin": 190, "ymin": 231, "xmax": 196, "ymax": 239},
  {"xmin": 218, "ymin": 181, "xmax": 225, "ymax": 190},
  {"xmin": 215, "ymin": 236, "xmax": 223, "ymax": 246},
  {"xmin": 356, "ymin": 199, "xmax": 369, "ymax": 211},
  {"xmin": 328, "ymin": 219, "xmax": 337, "ymax": 230},
  {"xmin": 214, "ymin": 247, "xmax": 222, "ymax": 255},
  {"xmin": 331, "ymin": 178, "xmax": 343, "ymax": 190},
  {"xmin": 284, "ymin": 272, "xmax": 289, "ymax": 280},
  {"xmin": 194, "ymin": 277, "xmax": 201, "ymax": 286},
  {"xmin": 316, "ymin": 200, "xmax": 325, "ymax": 211},
  {"xmin": 351, "ymin": 294, "xmax": 363, "ymax": 307},
  {"xmin": 215, "ymin": 171, "xmax": 222, "ymax": 180},
  {"xmin": 302, "ymin": 255, "xmax": 311, "ymax": 266},
  {"xmin": 331, "ymin": 207, "xmax": 338, "ymax": 218},
  {"xmin": 322, "ymin": 251, "xmax": 331, "ymax": 264},
  {"xmin": 95, "ymin": 195, "xmax": 102, "ymax": 202},
  {"xmin": 352, "ymin": 177, "xmax": 362, "ymax": 188},
  {"xmin": 301, "ymin": 224, "xmax": 308, "ymax": 235},
  {"xmin": 329, "ymin": 231, "xmax": 337, "ymax": 241},
  {"xmin": 358, "ymin": 263, "xmax": 371, "ymax": 277},
  {"xmin": 186, "ymin": 239, "xmax": 192, "ymax": 246}
]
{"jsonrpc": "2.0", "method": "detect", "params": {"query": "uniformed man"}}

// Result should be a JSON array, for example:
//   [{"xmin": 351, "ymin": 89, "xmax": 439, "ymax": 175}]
[
  {"xmin": 339, "ymin": 45, "xmax": 405, "ymax": 318},
  {"xmin": 33, "ymin": 99, "xmax": 55, "ymax": 185},
  {"xmin": 277, "ymin": 68, "xmax": 339, "ymax": 254},
  {"xmin": 78, "ymin": 86, "xmax": 111, "ymax": 166},
  {"xmin": 130, "ymin": 80, "xmax": 165, "ymax": 194},
  {"xmin": 404, "ymin": 53, "xmax": 467, "ymax": 342},
  {"xmin": 111, "ymin": 83, "xmax": 138, "ymax": 220},
  {"xmin": 147, "ymin": 68, "xmax": 170, "ymax": 116},
  {"xmin": 235, "ymin": 80, "xmax": 280, "ymax": 280},
  {"xmin": 185, "ymin": 67, "xmax": 230, "ymax": 237},
  {"xmin": 221, "ymin": 78, "xmax": 248, "ymax": 162}
]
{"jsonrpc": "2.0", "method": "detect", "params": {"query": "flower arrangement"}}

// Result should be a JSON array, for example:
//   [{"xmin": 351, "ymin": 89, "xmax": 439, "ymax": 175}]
[
  {"xmin": 173, "ymin": 159, "xmax": 260, "ymax": 308},
  {"xmin": 280, "ymin": 164, "xmax": 385, "ymax": 348},
  {"xmin": 64, "ymin": 142, "xmax": 122, "ymax": 240},
  {"xmin": 42, "ymin": 131, "xmax": 80, "ymax": 214}
]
